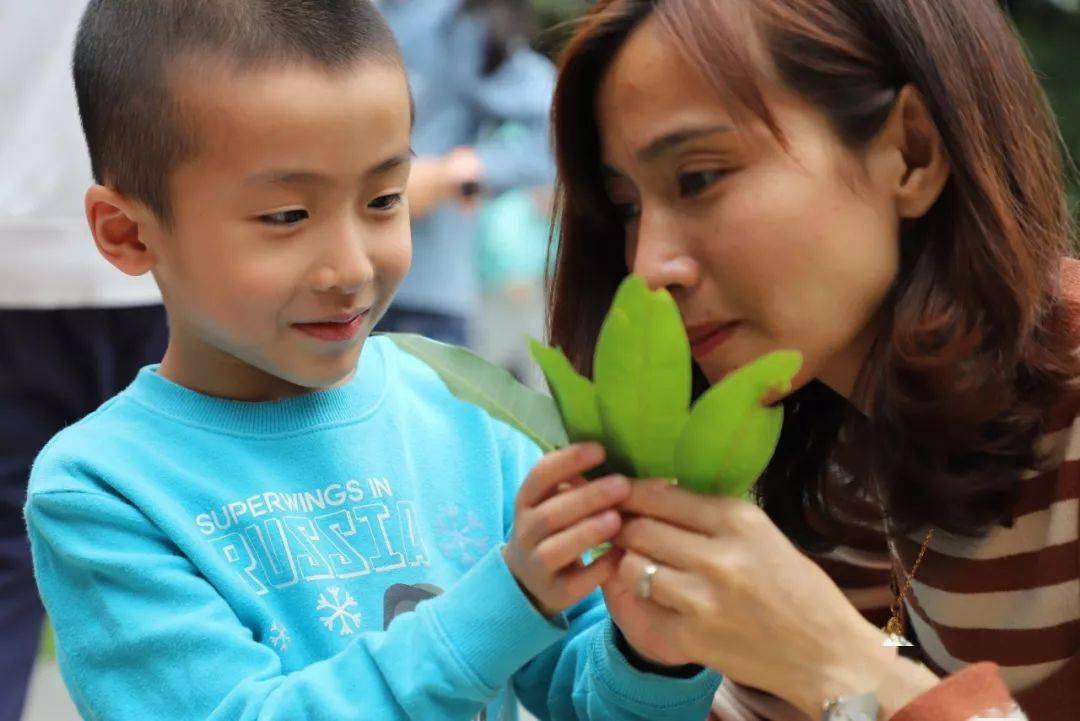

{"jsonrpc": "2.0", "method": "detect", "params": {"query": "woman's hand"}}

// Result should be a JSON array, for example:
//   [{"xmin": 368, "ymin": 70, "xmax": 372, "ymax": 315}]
[
  {"xmin": 609, "ymin": 480, "xmax": 936, "ymax": 717},
  {"xmin": 601, "ymin": 480, "xmax": 698, "ymax": 668}
]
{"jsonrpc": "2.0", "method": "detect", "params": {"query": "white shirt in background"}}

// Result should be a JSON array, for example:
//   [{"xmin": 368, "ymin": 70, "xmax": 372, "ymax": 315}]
[{"xmin": 0, "ymin": 1, "xmax": 159, "ymax": 309}]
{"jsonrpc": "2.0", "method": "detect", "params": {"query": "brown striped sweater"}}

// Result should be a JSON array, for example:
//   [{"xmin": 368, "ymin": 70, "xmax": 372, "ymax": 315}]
[{"xmin": 712, "ymin": 259, "xmax": 1080, "ymax": 721}]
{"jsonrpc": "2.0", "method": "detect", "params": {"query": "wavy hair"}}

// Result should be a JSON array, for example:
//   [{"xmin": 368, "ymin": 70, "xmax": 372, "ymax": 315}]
[{"xmin": 547, "ymin": 0, "xmax": 1079, "ymax": 542}]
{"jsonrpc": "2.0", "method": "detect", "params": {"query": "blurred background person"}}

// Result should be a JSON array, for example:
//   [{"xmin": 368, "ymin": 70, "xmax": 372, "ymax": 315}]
[
  {"xmin": 378, "ymin": 0, "xmax": 556, "ymax": 346},
  {"xmin": 0, "ymin": 3, "xmax": 167, "ymax": 720},
  {"xmin": 473, "ymin": 131, "xmax": 554, "ymax": 389}
]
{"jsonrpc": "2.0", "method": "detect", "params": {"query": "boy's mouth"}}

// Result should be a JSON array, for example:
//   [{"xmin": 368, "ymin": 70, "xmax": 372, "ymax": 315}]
[{"xmin": 292, "ymin": 310, "xmax": 369, "ymax": 342}]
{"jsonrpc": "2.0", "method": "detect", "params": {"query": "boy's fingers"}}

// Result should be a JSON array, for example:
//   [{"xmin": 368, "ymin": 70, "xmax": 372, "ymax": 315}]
[
  {"xmin": 519, "ymin": 474, "xmax": 629, "ymax": 547},
  {"xmin": 533, "ymin": 510, "xmax": 621, "ymax": 574},
  {"xmin": 517, "ymin": 443, "xmax": 606, "ymax": 509},
  {"xmin": 557, "ymin": 551, "xmax": 621, "ymax": 605},
  {"xmin": 555, "ymin": 475, "xmax": 588, "ymax": 494}
]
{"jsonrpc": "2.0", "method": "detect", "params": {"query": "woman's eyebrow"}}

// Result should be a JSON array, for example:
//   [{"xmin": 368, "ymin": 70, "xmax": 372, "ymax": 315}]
[{"xmin": 637, "ymin": 124, "xmax": 733, "ymax": 163}]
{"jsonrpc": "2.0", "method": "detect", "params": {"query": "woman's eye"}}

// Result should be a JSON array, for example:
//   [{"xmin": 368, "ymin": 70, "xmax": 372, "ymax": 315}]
[
  {"xmin": 259, "ymin": 209, "xmax": 309, "ymax": 226},
  {"xmin": 678, "ymin": 169, "xmax": 727, "ymax": 198},
  {"xmin": 369, "ymin": 193, "xmax": 403, "ymax": 211},
  {"xmin": 611, "ymin": 201, "xmax": 641, "ymax": 224}
]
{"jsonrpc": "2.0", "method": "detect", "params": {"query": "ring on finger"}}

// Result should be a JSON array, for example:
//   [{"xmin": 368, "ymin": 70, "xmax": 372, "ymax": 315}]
[{"xmin": 636, "ymin": 562, "xmax": 660, "ymax": 600}]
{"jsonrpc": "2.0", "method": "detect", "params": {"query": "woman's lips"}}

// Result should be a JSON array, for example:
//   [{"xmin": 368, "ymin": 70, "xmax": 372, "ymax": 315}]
[
  {"xmin": 292, "ymin": 312, "xmax": 367, "ymax": 342},
  {"xmin": 687, "ymin": 321, "xmax": 741, "ymax": 360}
]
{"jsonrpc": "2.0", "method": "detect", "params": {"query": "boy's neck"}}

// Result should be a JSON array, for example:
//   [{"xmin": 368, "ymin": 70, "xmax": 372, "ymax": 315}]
[{"xmin": 158, "ymin": 330, "xmax": 346, "ymax": 402}]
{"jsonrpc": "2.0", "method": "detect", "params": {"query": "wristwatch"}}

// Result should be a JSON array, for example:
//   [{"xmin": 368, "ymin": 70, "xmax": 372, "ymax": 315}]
[{"xmin": 821, "ymin": 692, "xmax": 880, "ymax": 721}]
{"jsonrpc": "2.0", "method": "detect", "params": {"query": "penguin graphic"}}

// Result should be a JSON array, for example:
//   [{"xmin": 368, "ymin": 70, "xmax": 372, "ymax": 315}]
[{"xmin": 383, "ymin": 583, "xmax": 488, "ymax": 721}]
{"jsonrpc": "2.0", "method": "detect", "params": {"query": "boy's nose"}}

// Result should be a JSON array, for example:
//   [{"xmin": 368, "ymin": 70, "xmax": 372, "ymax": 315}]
[{"xmin": 311, "ymin": 230, "xmax": 375, "ymax": 295}]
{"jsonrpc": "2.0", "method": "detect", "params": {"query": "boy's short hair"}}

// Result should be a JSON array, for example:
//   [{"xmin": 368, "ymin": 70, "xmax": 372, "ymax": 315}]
[{"xmin": 74, "ymin": 0, "xmax": 403, "ymax": 222}]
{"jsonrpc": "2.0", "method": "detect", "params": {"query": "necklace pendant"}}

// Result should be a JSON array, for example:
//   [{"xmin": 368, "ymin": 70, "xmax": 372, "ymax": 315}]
[
  {"xmin": 883, "ymin": 616, "xmax": 913, "ymax": 647},
  {"xmin": 883, "ymin": 632, "xmax": 914, "ymax": 647}
]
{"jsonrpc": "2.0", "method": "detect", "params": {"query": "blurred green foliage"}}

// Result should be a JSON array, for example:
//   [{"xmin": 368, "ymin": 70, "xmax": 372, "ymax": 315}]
[
  {"xmin": 39, "ymin": 621, "xmax": 55, "ymax": 661},
  {"xmin": 531, "ymin": 0, "xmax": 590, "ymax": 59},
  {"xmin": 1012, "ymin": 1, "xmax": 1080, "ymax": 224}
]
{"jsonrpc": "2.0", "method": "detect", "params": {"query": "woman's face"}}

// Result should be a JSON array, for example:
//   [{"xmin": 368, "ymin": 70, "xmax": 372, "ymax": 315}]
[{"xmin": 596, "ymin": 18, "xmax": 906, "ymax": 397}]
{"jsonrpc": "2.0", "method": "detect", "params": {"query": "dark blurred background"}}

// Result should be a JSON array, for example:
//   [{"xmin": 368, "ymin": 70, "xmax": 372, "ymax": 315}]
[{"xmin": 1007, "ymin": 0, "xmax": 1080, "ymax": 222}]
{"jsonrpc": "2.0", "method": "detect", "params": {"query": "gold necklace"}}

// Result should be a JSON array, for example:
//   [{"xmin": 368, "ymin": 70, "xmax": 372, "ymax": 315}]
[{"xmin": 883, "ymin": 527, "xmax": 935, "ymax": 647}]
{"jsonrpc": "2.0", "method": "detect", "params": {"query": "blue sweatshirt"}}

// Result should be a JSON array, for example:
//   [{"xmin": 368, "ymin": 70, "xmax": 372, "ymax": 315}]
[
  {"xmin": 25, "ymin": 336, "xmax": 720, "ymax": 720},
  {"xmin": 381, "ymin": 0, "xmax": 557, "ymax": 318}
]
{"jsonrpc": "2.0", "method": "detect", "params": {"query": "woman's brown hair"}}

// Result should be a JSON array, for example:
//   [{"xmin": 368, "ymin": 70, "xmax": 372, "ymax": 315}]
[{"xmin": 548, "ymin": 0, "xmax": 1078, "ymax": 543}]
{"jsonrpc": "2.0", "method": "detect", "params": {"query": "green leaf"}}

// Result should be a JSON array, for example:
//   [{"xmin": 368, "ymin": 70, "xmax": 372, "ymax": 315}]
[
  {"xmin": 594, "ymin": 276, "xmax": 691, "ymax": 478},
  {"xmin": 675, "ymin": 350, "xmax": 802, "ymax": 496},
  {"xmin": 528, "ymin": 338, "xmax": 604, "ymax": 444},
  {"xmin": 385, "ymin": 333, "xmax": 569, "ymax": 452}
]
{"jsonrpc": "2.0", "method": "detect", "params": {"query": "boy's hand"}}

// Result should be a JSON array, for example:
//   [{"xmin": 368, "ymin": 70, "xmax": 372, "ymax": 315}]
[{"xmin": 504, "ymin": 443, "xmax": 629, "ymax": 617}]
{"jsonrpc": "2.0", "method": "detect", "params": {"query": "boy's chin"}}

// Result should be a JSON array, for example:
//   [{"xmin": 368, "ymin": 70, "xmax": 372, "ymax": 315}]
[{"xmin": 277, "ymin": 339, "xmax": 367, "ymax": 392}]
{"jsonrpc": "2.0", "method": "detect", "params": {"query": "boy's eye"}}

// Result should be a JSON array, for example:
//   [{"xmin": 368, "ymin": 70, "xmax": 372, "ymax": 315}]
[
  {"xmin": 678, "ymin": 169, "xmax": 727, "ymax": 198},
  {"xmin": 259, "ymin": 209, "xmax": 309, "ymax": 226},
  {"xmin": 369, "ymin": 193, "xmax": 403, "ymax": 211}
]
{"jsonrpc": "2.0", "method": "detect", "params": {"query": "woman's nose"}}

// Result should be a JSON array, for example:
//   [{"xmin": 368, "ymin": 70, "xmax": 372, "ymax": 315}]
[{"xmin": 628, "ymin": 208, "xmax": 700, "ymax": 292}]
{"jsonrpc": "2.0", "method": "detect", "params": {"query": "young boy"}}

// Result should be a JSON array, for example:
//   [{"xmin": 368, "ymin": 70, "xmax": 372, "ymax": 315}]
[{"xmin": 23, "ymin": 2, "xmax": 721, "ymax": 719}]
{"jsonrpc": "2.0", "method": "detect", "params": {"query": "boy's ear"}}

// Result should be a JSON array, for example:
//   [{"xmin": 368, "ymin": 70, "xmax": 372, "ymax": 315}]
[
  {"xmin": 85, "ymin": 184, "xmax": 159, "ymax": 277},
  {"xmin": 878, "ymin": 84, "xmax": 951, "ymax": 220}
]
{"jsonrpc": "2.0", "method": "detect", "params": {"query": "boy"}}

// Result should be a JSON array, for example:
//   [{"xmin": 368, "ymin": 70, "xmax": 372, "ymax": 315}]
[{"xmin": 24, "ymin": 1, "xmax": 721, "ymax": 720}]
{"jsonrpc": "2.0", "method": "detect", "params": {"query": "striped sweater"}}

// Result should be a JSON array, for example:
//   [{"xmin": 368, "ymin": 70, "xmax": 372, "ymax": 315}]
[
  {"xmin": 713, "ymin": 259, "xmax": 1080, "ymax": 721},
  {"xmin": 815, "ymin": 389, "xmax": 1078, "ymax": 721}
]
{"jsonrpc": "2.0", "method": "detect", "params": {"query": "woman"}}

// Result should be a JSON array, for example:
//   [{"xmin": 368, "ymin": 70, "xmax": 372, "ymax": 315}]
[{"xmin": 547, "ymin": 0, "xmax": 1079, "ymax": 719}]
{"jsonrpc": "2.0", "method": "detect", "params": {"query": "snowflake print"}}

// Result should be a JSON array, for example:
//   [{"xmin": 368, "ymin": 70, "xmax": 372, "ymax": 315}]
[
  {"xmin": 317, "ymin": 586, "xmax": 362, "ymax": 636},
  {"xmin": 268, "ymin": 621, "xmax": 290, "ymax": 652},
  {"xmin": 434, "ymin": 504, "xmax": 490, "ymax": 565}
]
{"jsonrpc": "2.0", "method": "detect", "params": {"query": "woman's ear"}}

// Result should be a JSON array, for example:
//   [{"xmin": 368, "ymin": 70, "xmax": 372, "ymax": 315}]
[
  {"xmin": 878, "ymin": 84, "xmax": 951, "ymax": 219},
  {"xmin": 85, "ymin": 185, "xmax": 159, "ymax": 276}
]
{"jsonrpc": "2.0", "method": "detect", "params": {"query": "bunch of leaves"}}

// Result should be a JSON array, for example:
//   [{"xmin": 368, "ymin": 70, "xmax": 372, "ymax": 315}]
[{"xmin": 387, "ymin": 275, "xmax": 802, "ymax": 496}]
